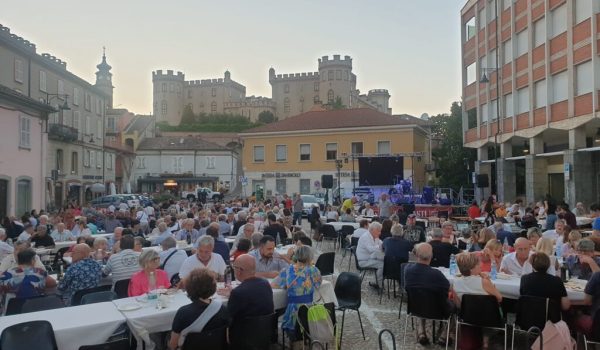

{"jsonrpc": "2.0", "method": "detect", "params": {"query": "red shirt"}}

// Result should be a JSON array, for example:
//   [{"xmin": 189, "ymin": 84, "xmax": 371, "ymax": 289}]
[{"xmin": 468, "ymin": 206, "xmax": 481, "ymax": 219}]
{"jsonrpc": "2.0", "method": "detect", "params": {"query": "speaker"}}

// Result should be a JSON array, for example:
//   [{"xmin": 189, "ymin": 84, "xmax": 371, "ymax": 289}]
[
  {"xmin": 476, "ymin": 174, "xmax": 489, "ymax": 188},
  {"xmin": 321, "ymin": 175, "xmax": 334, "ymax": 189}
]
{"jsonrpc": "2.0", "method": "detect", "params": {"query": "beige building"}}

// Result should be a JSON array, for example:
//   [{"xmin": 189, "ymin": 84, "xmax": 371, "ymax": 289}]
[{"xmin": 153, "ymin": 54, "xmax": 392, "ymax": 125}]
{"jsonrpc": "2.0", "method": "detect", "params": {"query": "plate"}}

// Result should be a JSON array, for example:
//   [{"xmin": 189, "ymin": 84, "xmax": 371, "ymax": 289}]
[
  {"xmin": 117, "ymin": 302, "xmax": 142, "ymax": 311},
  {"xmin": 496, "ymin": 273, "xmax": 512, "ymax": 280}
]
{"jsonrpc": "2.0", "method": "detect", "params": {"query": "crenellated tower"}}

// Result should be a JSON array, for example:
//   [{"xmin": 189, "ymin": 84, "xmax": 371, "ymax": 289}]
[{"xmin": 152, "ymin": 70, "xmax": 185, "ymax": 125}]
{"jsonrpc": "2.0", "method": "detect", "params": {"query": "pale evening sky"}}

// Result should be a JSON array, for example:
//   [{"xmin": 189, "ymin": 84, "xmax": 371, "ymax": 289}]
[{"xmin": 3, "ymin": 0, "xmax": 465, "ymax": 117}]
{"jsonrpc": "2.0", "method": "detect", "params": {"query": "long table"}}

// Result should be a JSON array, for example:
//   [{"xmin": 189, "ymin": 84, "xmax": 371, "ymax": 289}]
[
  {"xmin": 114, "ymin": 280, "xmax": 337, "ymax": 350},
  {"xmin": 0, "ymin": 302, "xmax": 125, "ymax": 350},
  {"xmin": 438, "ymin": 267, "xmax": 586, "ymax": 301}
]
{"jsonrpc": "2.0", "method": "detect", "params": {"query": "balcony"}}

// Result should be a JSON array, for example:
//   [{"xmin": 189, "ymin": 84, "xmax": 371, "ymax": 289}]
[{"xmin": 48, "ymin": 123, "xmax": 78, "ymax": 143}]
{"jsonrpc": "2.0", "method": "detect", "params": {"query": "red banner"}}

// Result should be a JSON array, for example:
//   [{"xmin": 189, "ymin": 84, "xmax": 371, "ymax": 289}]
[{"xmin": 389, "ymin": 205, "xmax": 453, "ymax": 218}]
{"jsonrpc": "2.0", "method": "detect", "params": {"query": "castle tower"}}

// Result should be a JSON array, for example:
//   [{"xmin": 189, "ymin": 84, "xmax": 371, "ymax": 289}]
[
  {"xmin": 152, "ymin": 70, "xmax": 185, "ymax": 125},
  {"xmin": 318, "ymin": 55, "xmax": 356, "ymax": 108},
  {"xmin": 367, "ymin": 89, "xmax": 391, "ymax": 114},
  {"xmin": 94, "ymin": 47, "xmax": 114, "ymax": 108}
]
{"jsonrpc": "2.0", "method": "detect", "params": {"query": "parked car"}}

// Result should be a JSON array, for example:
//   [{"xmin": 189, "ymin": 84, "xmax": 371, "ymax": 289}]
[
  {"xmin": 116, "ymin": 194, "xmax": 140, "ymax": 208},
  {"xmin": 90, "ymin": 195, "xmax": 122, "ymax": 208},
  {"xmin": 181, "ymin": 187, "xmax": 223, "ymax": 201},
  {"xmin": 301, "ymin": 194, "xmax": 319, "ymax": 217}
]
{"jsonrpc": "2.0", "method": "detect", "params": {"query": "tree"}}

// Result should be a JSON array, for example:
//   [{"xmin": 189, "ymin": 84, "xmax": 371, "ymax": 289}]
[
  {"xmin": 430, "ymin": 101, "xmax": 477, "ymax": 191},
  {"xmin": 331, "ymin": 96, "xmax": 346, "ymax": 110},
  {"xmin": 257, "ymin": 110, "xmax": 277, "ymax": 124},
  {"xmin": 180, "ymin": 104, "xmax": 195, "ymax": 124}
]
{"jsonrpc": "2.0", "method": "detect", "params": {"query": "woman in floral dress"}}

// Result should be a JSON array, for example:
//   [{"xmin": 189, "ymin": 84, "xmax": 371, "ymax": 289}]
[{"xmin": 273, "ymin": 246, "xmax": 322, "ymax": 346}]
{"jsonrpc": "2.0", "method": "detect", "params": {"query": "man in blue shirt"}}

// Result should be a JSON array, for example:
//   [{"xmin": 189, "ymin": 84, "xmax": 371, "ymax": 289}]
[{"xmin": 58, "ymin": 243, "xmax": 102, "ymax": 304}]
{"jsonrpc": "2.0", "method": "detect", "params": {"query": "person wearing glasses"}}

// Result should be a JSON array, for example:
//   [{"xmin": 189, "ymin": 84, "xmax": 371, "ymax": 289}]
[{"xmin": 128, "ymin": 249, "xmax": 170, "ymax": 297}]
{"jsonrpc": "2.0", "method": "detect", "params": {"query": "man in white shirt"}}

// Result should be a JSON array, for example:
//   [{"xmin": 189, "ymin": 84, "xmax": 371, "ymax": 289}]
[
  {"xmin": 17, "ymin": 224, "xmax": 34, "ymax": 242},
  {"xmin": 542, "ymin": 219, "xmax": 565, "ymax": 242},
  {"xmin": 500, "ymin": 237, "xmax": 533, "ymax": 276},
  {"xmin": 51, "ymin": 223, "xmax": 74, "ymax": 242},
  {"xmin": 356, "ymin": 222, "xmax": 384, "ymax": 287},
  {"xmin": 159, "ymin": 237, "xmax": 188, "ymax": 280},
  {"xmin": 0, "ymin": 241, "xmax": 44, "ymax": 273},
  {"xmin": 179, "ymin": 235, "xmax": 226, "ymax": 281}
]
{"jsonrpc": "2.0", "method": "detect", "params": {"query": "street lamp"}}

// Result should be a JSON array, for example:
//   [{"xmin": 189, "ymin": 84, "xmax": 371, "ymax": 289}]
[
  {"xmin": 44, "ymin": 93, "xmax": 71, "ymax": 111},
  {"xmin": 335, "ymin": 159, "xmax": 343, "ymax": 205}
]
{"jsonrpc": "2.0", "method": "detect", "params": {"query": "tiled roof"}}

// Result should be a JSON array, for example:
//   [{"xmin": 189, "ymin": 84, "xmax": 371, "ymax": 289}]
[
  {"xmin": 125, "ymin": 116, "xmax": 153, "ymax": 133},
  {"xmin": 241, "ymin": 108, "xmax": 425, "ymax": 134},
  {"xmin": 137, "ymin": 136, "xmax": 227, "ymax": 151}
]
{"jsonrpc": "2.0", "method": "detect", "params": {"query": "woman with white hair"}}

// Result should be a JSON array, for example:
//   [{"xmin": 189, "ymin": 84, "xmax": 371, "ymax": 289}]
[{"xmin": 128, "ymin": 249, "xmax": 170, "ymax": 297}]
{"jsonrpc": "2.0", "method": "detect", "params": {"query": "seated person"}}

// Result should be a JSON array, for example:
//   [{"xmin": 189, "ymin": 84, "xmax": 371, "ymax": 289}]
[
  {"xmin": 168, "ymin": 269, "xmax": 229, "ymax": 349},
  {"xmin": 527, "ymin": 227, "xmax": 542, "ymax": 250},
  {"xmin": 128, "ymin": 250, "xmax": 170, "ymax": 297},
  {"xmin": 201, "ymin": 224, "xmax": 230, "ymax": 266},
  {"xmin": 0, "ymin": 248, "xmax": 56, "ymax": 298},
  {"xmin": 520, "ymin": 252, "xmax": 570, "ymax": 311},
  {"xmin": 382, "ymin": 224, "xmax": 412, "ymax": 261},
  {"xmin": 103, "ymin": 235, "xmax": 141, "ymax": 283},
  {"xmin": 249, "ymin": 235, "xmax": 290, "ymax": 279},
  {"xmin": 403, "ymin": 214, "xmax": 426, "ymax": 246},
  {"xmin": 565, "ymin": 239, "xmax": 600, "ymax": 280},
  {"xmin": 58, "ymin": 243, "xmax": 102, "ymax": 304},
  {"xmin": 179, "ymin": 236, "xmax": 227, "ymax": 281},
  {"xmin": 453, "ymin": 252, "xmax": 502, "ymax": 302},
  {"xmin": 494, "ymin": 222, "xmax": 515, "ymax": 247},
  {"xmin": 340, "ymin": 208, "xmax": 355, "ymax": 222},
  {"xmin": 535, "ymin": 237, "xmax": 558, "ymax": 275},
  {"xmin": 561, "ymin": 230, "xmax": 582, "ymax": 257},
  {"xmin": 231, "ymin": 238, "xmax": 250, "ymax": 261},
  {"xmin": 429, "ymin": 228, "xmax": 460, "ymax": 268},
  {"xmin": 159, "ymin": 237, "xmax": 188, "ymax": 280},
  {"xmin": 475, "ymin": 239, "xmax": 503, "ymax": 273},
  {"xmin": 0, "ymin": 241, "xmax": 45, "ymax": 273},
  {"xmin": 356, "ymin": 222, "xmax": 385, "ymax": 287},
  {"xmin": 50, "ymin": 223, "xmax": 74, "ymax": 242},
  {"xmin": 351, "ymin": 219, "xmax": 369, "ymax": 239},
  {"xmin": 31, "ymin": 226, "xmax": 55, "ymax": 248},
  {"xmin": 500, "ymin": 237, "xmax": 533, "ymax": 276}
]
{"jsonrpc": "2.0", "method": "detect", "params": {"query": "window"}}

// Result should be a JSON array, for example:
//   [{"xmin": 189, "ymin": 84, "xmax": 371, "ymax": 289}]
[
  {"xmin": 466, "ymin": 62, "xmax": 477, "ymax": 85},
  {"xmin": 16, "ymin": 179, "xmax": 31, "ymax": 216},
  {"xmin": 73, "ymin": 111, "xmax": 80, "ymax": 136},
  {"xmin": 58, "ymin": 80, "xmax": 64, "ymax": 96},
  {"xmin": 161, "ymin": 101, "xmax": 167, "ymax": 115},
  {"xmin": 211, "ymin": 101, "xmax": 217, "ymax": 113},
  {"xmin": 377, "ymin": 141, "xmax": 391, "ymax": 155},
  {"xmin": 328, "ymin": 70, "xmax": 333, "ymax": 81},
  {"xmin": 343, "ymin": 71, "xmax": 349, "ymax": 81},
  {"xmin": 351, "ymin": 142, "xmax": 363, "ymax": 156},
  {"xmin": 283, "ymin": 98, "xmax": 290, "ymax": 113},
  {"xmin": 299, "ymin": 179, "xmax": 310, "ymax": 195},
  {"xmin": 84, "ymin": 150, "xmax": 90, "ymax": 167},
  {"xmin": 465, "ymin": 17, "xmax": 476, "ymax": 41},
  {"xmin": 96, "ymin": 151, "xmax": 102, "ymax": 168},
  {"xmin": 552, "ymin": 71, "xmax": 568, "ymax": 103},
  {"xmin": 504, "ymin": 93, "xmax": 514, "ymax": 117},
  {"xmin": 534, "ymin": 79, "xmax": 547, "ymax": 108},
  {"xmin": 56, "ymin": 149, "xmax": 64, "ymax": 172},
  {"xmin": 90, "ymin": 151, "xmax": 95, "ymax": 168},
  {"xmin": 467, "ymin": 108, "xmax": 478, "ymax": 128},
  {"xmin": 161, "ymin": 83, "xmax": 167, "ymax": 92},
  {"xmin": 481, "ymin": 103, "xmax": 489, "ymax": 123},
  {"xmin": 478, "ymin": 8, "xmax": 486, "ymax": 29},
  {"xmin": 299, "ymin": 144, "xmax": 311, "ymax": 161},
  {"xmin": 550, "ymin": 5, "xmax": 567, "ymax": 38},
  {"xmin": 172, "ymin": 156, "xmax": 183, "ymax": 173},
  {"xmin": 85, "ymin": 93, "xmax": 91, "ymax": 111},
  {"xmin": 253, "ymin": 146, "xmax": 265, "ymax": 162},
  {"xmin": 326, "ymin": 143, "xmax": 337, "ymax": 160},
  {"xmin": 284, "ymin": 84, "xmax": 289, "ymax": 93},
  {"xmin": 39, "ymin": 70, "xmax": 47, "ymax": 92},
  {"xmin": 136, "ymin": 156, "xmax": 145, "ymax": 169},
  {"xmin": 276, "ymin": 145, "xmax": 287, "ymax": 162},
  {"xmin": 19, "ymin": 116, "xmax": 31, "ymax": 149},
  {"xmin": 73, "ymin": 88, "xmax": 80, "ymax": 106},
  {"xmin": 71, "ymin": 152, "xmax": 78, "ymax": 174},
  {"xmin": 336, "ymin": 70, "xmax": 342, "ymax": 80},
  {"xmin": 313, "ymin": 95, "xmax": 319, "ymax": 103},
  {"xmin": 14, "ymin": 59, "xmax": 23, "ymax": 83},
  {"xmin": 576, "ymin": 0, "xmax": 592, "ymax": 24},
  {"xmin": 96, "ymin": 119, "xmax": 102, "ymax": 140},
  {"xmin": 489, "ymin": 49, "xmax": 497, "ymax": 68},
  {"xmin": 107, "ymin": 117, "xmax": 115, "ymax": 132},
  {"xmin": 211, "ymin": 88, "xmax": 217, "ymax": 97},
  {"xmin": 503, "ymin": 39, "xmax": 512, "ymax": 64},
  {"xmin": 314, "ymin": 82, "xmax": 319, "ymax": 92},
  {"xmin": 534, "ymin": 18, "xmax": 546, "ymax": 47},
  {"xmin": 107, "ymin": 154, "xmax": 113, "ymax": 170},
  {"xmin": 327, "ymin": 90, "xmax": 334, "ymax": 103},
  {"xmin": 96, "ymin": 99, "xmax": 101, "ymax": 115},
  {"xmin": 576, "ymin": 61, "xmax": 593, "ymax": 95},
  {"xmin": 516, "ymin": 29, "xmax": 528, "ymax": 57},
  {"xmin": 276, "ymin": 179, "xmax": 286, "ymax": 195},
  {"xmin": 517, "ymin": 87, "xmax": 529, "ymax": 114},
  {"xmin": 206, "ymin": 156, "xmax": 216, "ymax": 169},
  {"xmin": 490, "ymin": 99, "xmax": 498, "ymax": 120}
]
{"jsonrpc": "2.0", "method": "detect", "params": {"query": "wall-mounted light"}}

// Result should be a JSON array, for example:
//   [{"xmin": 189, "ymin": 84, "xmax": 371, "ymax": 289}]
[{"xmin": 523, "ymin": 141, "xmax": 530, "ymax": 154}]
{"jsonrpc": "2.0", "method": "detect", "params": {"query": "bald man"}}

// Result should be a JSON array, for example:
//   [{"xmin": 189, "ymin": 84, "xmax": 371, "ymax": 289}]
[
  {"xmin": 225, "ymin": 254, "xmax": 274, "ymax": 329},
  {"xmin": 500, "ymin": 237, "xmax": 532, "ymax": 276},
  {"xmin": 58, "ymin": 243, "xmax": 102, "ymax": 304}
]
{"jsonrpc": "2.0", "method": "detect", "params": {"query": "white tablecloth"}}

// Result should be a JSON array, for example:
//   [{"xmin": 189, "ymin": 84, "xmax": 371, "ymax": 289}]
[
  {"xmin": 438, "ymin": 267, "xmax": 585, "ymax": 301},
  {"xmin": 538, "ymin": 217, "xmax": 594, "ymax": 230},
  {"xmin": 115, "ymin": 280, "xmax": 337, "ymax": 350},
  {"xmin": 0, "ymin": 302, "xmax": 125, "ymax": 350}
]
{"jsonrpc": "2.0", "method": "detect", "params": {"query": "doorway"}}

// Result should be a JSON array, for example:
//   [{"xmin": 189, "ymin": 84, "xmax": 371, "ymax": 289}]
[
  {"xmin": 548, "ymin": 173, "xmax": 565, "ymax": 203},
  {"xmin": 0, "ymin": 179, "xmax": 8, "ymax": 218}
]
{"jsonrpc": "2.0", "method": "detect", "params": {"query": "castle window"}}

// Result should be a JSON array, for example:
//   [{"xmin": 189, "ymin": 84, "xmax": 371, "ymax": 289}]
[
  {"xmin": 336, "ymin": 70, "xmax": 342, "ymax": 80},
  {"xmin": 327, "ymin": 90, "xmax": 334, "ymax": 103},
  {"xmin": 212, "ymin": 88, "xmax": 217, "ymax": 97},
  {"xmin": 344, "ymin": 71, "xmax": 349, "ymax": 81},
  {"xmin": 284, "ymin": 84, "xmax": 289, "ymax": 93},
  {"xmin": 211, "ymin": 101, "xmax": 217, "ymax": 113},
  {"xmin": 162, "ymin": 83, "xmax": 167, "ymax": 92},
  {"xmin": 284, "ymin": 97, "xmax": 290, "ymax": 113},
  {"xmin": 328, "ymin": 70, "xmax": 333, "ymax": 81},
  {"xmin": 314, "ymin": 82, "xmax": 319, "ymax": 92},
  {"xmin": 161, "ymin": 101, "xmax": 167, "ymax": 116}
]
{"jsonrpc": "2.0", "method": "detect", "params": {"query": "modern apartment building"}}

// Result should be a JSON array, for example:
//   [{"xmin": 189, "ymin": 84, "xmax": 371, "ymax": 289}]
[{"xmin": 461, "ymin": 0, "xmax": 600, "ymax": 207}]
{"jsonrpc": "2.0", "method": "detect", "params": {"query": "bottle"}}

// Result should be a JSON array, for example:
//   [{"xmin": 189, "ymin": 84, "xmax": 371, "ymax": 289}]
[
  {"xmin": 555, "ymin": 242, "xmax": 563, "ymax": 263},
  {"xmin": 276, "ymin": 232, "xmax": 281, "ymax": 247},
  {"xmin": 503, "ymin": 238, "xmax": 509, "ymax": 256},
  {"xmin": 224, "ymin": 266, "xmax": 232, "ymax": 288},
  {"xmin": 148, "ymin": 271, "xmax": 157, "ymax": 300},
  {"xmin": 490, "ymin": 260, "xmax": 497, "ymax": 280},
  {"xmin": 57, "ymin": 264, "xmax": 64, "ymax": 280},
  {"xmin": 449, "ymin": 254, "xmax": 457, "ymax": 276}
]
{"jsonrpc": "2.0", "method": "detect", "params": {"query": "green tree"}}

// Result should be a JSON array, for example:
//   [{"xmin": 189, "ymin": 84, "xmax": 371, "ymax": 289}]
[
  {"xmin": 331, "ymin": 96, "xmax": 345, "ymax": 110},
  {"xmin": 430, "ymin": 101, "xmax": 477, "ymax": 191},
  {"xmin": 181, "ymin": 104, "xmax": 196, "ymax": 124},
  {"xmin": 257, "ymin": 110, "xmax": 277, "ymax": 124}
]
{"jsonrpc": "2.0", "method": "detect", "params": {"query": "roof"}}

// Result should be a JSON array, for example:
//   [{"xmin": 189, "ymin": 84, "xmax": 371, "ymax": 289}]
[
  {"xmin": 160, "ymin": 132, "xmax": 241, "ymax": 147},
  {"xmin": 125, "ymin": 116, "xmax": 153, "ymax": 134},
  {"xmin": 137, "ymin": 136, "xmax": 228, "ymax": 151},
  {"xmin": 0, "ymin": 84, "xmax": 57, "ymax": 114},
  {"xmin": 241, "ymin": 108, "xmax": 426, "ymax": 134}
]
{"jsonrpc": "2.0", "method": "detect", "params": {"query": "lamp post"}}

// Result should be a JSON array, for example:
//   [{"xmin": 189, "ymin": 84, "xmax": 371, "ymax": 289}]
[{"xmin": 335, "ymin": 159, "xmax": 343, "ymax": 205}]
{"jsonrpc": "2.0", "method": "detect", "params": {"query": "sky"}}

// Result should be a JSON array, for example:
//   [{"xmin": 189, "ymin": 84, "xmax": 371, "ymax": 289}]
[{"xmin": 2, "ymin": 0, "xmax": 465, "ymax": 117}]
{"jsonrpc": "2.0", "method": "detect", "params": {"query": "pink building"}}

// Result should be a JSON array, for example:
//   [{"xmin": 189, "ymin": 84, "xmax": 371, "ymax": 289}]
[{"xmin": 0, "ymin": 85, "xmax": 55, "ymax": 218}]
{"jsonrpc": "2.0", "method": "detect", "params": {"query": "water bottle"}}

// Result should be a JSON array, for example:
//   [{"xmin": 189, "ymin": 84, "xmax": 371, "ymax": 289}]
[
  {"xmin": 490, "ymin": 260, "xmax": 497, "ymax": 280},
  {"xmin": 503, "ymin": 237, "xmax": 509, "ymax": 255},
  {"xmin": 449, "ymin": 254, "xmax": 457, "ymax": 276},
  {"xmin": 556, "ymin": 242, "xmax": 563, "ymax": 263},
  {"xmin": 148, "ymin": 271, "xmax": 157, "ymax": 300}
]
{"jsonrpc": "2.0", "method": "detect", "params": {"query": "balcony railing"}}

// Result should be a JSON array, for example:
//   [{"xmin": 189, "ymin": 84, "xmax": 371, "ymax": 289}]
[{"xmin": 48, "ymin": 123, "xmax": 79, "ymax": 143}]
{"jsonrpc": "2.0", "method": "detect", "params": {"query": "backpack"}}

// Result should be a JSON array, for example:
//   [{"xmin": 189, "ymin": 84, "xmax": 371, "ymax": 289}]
[{"xmin": 302, "ymin": 303, "xmax": 335, "ymax": 346}]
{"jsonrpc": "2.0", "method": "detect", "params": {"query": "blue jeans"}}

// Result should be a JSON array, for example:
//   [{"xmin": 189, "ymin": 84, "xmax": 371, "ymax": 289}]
[{"xmin": 293, "ymin": 211, "xmax": 302, "ymax": 225}]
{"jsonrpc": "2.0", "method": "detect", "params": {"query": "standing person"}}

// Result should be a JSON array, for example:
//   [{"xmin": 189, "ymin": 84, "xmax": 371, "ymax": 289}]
[
  {"xmin": 292, "ymin": 193, "xmax": 303, "ymax": 226},
  {"xmin": 136, "ymin": 207, "xmax": 149, "ymax": 234},
  {"xmin": 378, "ymin": 194, "xmax": 393, "ymax": 219},
  {"xmin": 356, "ymin": 222, "xmax": 384, "ymax": 287}
]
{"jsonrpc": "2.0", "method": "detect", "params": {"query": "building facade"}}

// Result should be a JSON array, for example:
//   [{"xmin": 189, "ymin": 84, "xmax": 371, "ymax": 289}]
[
  {"xmin": 132, "ymin": 136, "xmax": 239, "ymax": 195},
  {"xmin": 239, "ymin": 109, "xmax": 430, "ymax": 198},
  {"xmin": 0, "ymin": 24, "xmax": 116, "ymax": 210},
  {"xmin": 461, "ymin": 0, "xmax": 600, "ymax": 207}
]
